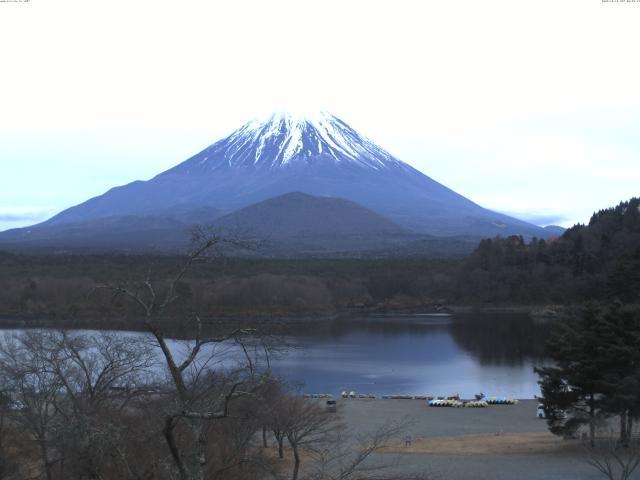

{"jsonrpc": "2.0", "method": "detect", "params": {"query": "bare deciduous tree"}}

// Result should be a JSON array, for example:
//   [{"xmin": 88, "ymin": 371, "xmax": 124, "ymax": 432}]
[
  {"xmin": 0, "ymin": 389, "xmax": 19, "ymax": 480},
  {"xmin": 99, "ymin": 228, "xmax": 270, "ymax": 480},
  {"xmin": 585, "ymin": 436, "xmax": 640, "ymax": 480},
  {"xmin": 304, "ymin": 418, "xmax": 431, "ymax": 480},
  {"xmin": 40, "ymin": 331, "xmax": 155, "ymax": 414},
  {"xmin": 0, "ymin": 329, "xmax": 161, "ymax": 480},
  {"xmin": 282, "ymin": 397, "xmax": 339, "ymax": 480},
  {"xmin": 0, "ymin": 332, "xmax": 63, "ymax": 480}
]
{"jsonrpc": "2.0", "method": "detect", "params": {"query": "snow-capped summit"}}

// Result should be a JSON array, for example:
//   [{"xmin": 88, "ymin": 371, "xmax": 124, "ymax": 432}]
[{"xmin": 167, "ymin": 111, "xmax": 409, "ymax": 174}]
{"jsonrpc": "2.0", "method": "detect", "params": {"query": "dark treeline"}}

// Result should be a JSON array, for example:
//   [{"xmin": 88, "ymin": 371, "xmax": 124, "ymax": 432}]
[
  {"xmin": 463, "ymin": 197, "xmax": 640, "ymax": 304},
  {"xmin": 0, "ymin": 254, "xmax": 458, "ymax": 323},
  {"xmin": 1, "ymin": 198, "xmax": 639, "ymax": 325}
]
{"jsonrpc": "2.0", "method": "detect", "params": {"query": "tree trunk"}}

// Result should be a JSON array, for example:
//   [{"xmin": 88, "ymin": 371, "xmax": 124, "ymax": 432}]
[
  {"xmin": 589, "ymin": 393, "xmax": 595, "ymax": 447},
  {"xmin": 620, "ymin": 410, "xmax": 629, "ymax": 447},
  {"xmin": 262, "ymin": 426, "xmax": 268, "ymax": 448},
  {"xmin": 277, "ymin": 436, "xmax": 284, "ymax": 459},
  {"xmin": 38, "ymin": 437, "xmax": 53, "ymax": 480},
  {"xmin": 191, "ymin": 419, "xmax": 207, "ymax": 480},
  {"xmin": 163, "ymin": 417, "xmax": 189, "ymax": 480},
  {"xmin": 290, "ymin": 441, "xmax": 300, "ymax": 480}
]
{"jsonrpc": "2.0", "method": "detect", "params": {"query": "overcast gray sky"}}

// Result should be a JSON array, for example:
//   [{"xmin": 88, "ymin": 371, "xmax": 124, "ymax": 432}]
[{"xmin": 1, "ymin": 0, "xmax": 639, "ymax": 231}]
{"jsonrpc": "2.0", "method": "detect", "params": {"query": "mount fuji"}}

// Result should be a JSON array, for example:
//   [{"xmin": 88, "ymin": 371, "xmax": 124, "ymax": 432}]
[{"xmin": 0, "ymin": 111, "xmax": 551, "ymax": 253}]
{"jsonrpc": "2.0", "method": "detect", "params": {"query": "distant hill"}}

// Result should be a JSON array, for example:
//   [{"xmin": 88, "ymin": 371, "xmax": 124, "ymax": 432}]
[
  {"xmin": 543, "ymin": 225, "xmax": 566, "ymax": 236},
  {"xmin": 208, "ymin": 192, "xmax": 480, "ymax": 256},
  {"xmin": 213, "ymin": 192, "xmax": 406, "ymax": 238}
]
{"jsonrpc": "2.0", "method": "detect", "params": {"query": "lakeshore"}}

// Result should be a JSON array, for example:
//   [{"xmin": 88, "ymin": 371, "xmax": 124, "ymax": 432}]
[
  {"xmin": 2, "ymin": 313, "xmax": 550, "ymax": 399},
  {"xmin": 330, "ymin": 399, "xmax": 606, "ymax": 480},
  {"xmin": 0, "ymin": 302, "xmax": 573, "ymax": 332}
]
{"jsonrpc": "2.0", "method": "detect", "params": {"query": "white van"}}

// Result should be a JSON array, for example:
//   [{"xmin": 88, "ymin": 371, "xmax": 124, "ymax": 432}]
[{"xmin": 537, "ymin": 403, "xmax": 545, "ymax": 419}]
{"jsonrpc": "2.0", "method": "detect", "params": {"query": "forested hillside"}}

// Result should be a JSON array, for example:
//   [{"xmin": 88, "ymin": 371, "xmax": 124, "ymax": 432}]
[{"xmin": 461, "ymin": 197, "xmax": 640, "ymax": 304}]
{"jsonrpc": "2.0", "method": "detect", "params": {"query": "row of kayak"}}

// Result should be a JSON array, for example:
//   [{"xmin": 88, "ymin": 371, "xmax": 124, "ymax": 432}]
[
  {"xmin": 306, "ymin": 392, "xmax": 521, "ymax": 404},
  {"xmin": 483, "ymin": 397, "xmax": 519, "ymax": 405},
  {"xmin": 428, "ymin": 397, "xmax": 519, "ymax": 407},
  {"xmin": 429, "ymin": 399, "xmax": 487, "ymax": 407}
]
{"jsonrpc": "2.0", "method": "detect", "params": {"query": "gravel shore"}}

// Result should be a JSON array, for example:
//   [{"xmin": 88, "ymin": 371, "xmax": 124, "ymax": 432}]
[{"xmin": 335, "ymin": 399, "xmax": 607, "ymax": 480}]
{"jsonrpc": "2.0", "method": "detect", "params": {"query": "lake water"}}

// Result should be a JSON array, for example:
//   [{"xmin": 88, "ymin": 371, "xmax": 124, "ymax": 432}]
[
  {"xmin": 1, "ymin": 313, "xmax": 551, "ymax": 399},
  {"xmin": 270, "ymin": 314, "xmax": 550, "ymax": 399}
]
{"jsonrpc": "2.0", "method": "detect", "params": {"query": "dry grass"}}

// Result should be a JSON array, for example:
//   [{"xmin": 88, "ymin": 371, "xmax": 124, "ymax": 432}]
[{"xmin": 382, "ymin": 432, "xmax": 581, "ymax": 456}]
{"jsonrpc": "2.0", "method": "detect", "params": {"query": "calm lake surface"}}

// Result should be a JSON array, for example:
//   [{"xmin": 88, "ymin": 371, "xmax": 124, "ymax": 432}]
[
  {"xmin": 3, "ymin": 313, "xmax": 551, "ymax": 399},
  {"xmin": 271, "ymin": 314, "xmax": 550, "ymax": 399}
]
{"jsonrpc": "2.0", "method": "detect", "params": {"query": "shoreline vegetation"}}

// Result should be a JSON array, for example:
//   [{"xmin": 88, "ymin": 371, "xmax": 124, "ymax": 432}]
[{"xmin": 0, "ymin": 303, "xmax": 577, "ymax": 333}]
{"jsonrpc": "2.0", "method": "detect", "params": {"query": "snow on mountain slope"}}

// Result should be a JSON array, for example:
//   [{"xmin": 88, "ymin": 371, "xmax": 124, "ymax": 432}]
[{"xmin": 166, "ymin": 111, "xmax": 412, "ymax": 174}]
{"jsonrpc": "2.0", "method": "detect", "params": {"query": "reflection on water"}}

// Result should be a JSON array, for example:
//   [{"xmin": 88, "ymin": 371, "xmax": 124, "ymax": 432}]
[
  {"xmin": 269, "ymin": 314, "xmax": 550, "ymax": 399},
  {"xmin": 1, "ymin": 313, "xmax": 550, "ymax": 399},
  {"xmin": 449, "ymin": 314, "xmax": 550, "ymax": 366}
]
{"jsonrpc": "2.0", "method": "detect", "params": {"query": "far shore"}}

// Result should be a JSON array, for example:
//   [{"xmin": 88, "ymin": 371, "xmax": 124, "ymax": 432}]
[{"xmin": 0, "ymin": 303, "xmax": 575, "ymax": 333}]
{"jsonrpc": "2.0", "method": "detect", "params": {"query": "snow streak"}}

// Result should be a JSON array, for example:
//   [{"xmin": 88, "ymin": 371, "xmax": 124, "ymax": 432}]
[{"xmin": 188, "ymin": 111, "xmax": 409, "ymax": 172}]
